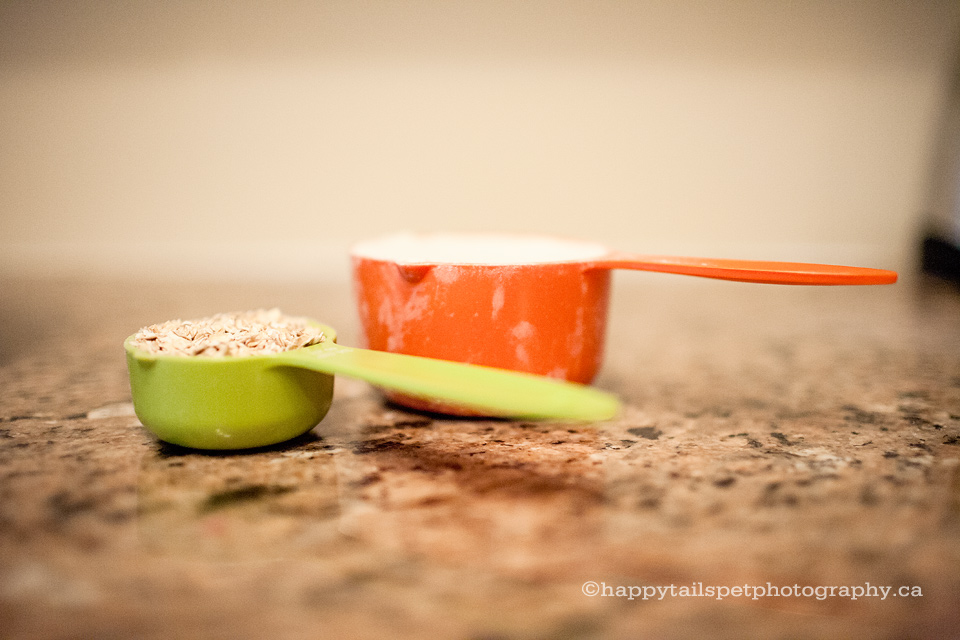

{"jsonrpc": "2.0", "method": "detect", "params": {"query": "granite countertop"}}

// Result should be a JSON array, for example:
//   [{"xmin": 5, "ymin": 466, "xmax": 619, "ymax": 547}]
[{"xmin": 1, "ymin": 274, "xmax": 958, "ymax": 639}]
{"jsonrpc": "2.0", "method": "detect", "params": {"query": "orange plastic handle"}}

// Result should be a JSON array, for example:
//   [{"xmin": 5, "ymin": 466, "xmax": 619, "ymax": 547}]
[{"xmin": 585, "ymin": 254, "xmax": 898, "ymax": 285}]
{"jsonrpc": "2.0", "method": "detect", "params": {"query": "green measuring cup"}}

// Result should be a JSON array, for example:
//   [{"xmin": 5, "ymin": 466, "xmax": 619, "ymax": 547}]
[{"xmin": 125, "ymin": 320, "xmax": 620, "ymax": 450}]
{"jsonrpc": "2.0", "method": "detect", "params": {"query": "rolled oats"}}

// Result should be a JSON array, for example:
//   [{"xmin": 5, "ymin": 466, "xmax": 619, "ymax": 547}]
[{"xmin": 130, "ymin": 308, "xmax": 325, "ymax": 357}]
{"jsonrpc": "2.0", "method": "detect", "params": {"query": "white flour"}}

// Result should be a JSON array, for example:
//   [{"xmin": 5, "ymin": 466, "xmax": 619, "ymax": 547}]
[{"xmin": 351, "ymin": 233, "xmax": 609, "ymax": 265}]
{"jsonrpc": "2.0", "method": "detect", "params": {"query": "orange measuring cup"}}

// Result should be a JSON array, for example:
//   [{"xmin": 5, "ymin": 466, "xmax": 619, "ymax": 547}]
[{"xmin": 351, "ymin": 233, "xmax": 896, "ymax": 414}]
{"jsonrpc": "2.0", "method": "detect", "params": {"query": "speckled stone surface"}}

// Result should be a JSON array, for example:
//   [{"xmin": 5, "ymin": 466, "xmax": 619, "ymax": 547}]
[{"xmin": 1, "ymin": 274, "xmax": 959, "ymax": 639}]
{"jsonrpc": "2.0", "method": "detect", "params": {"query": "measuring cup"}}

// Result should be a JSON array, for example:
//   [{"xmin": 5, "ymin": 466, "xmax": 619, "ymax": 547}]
[
  {"xmin": 125, "ymin": 320, "xmax": 619, "ymax": 450},
  {"xmin": 351, "ymin": 233, "xmax": 897, "ymax": 412}
]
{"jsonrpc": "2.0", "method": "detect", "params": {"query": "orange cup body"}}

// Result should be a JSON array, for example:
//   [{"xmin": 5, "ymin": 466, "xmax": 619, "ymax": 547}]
[{"xmin": 351, "ymin": 257, "xmax": 611, "ymax": 413}]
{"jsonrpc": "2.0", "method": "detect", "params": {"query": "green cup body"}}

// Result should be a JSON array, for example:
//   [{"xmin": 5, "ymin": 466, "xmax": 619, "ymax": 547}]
[{"xmin": 124, "ymin": 324, "xmax": 337, "ymax": 450}]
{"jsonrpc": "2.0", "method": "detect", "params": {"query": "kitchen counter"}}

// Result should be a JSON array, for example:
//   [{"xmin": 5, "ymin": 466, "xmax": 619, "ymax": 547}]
[{"xmin": 1, "ymin": 273, "xmax": 958, "ymax": 639}]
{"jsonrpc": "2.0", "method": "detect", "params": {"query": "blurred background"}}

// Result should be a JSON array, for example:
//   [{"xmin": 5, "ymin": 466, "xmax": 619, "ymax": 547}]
[{"xmin": 1, "ymin": 0, "xmax": 959, "ymax": 283}]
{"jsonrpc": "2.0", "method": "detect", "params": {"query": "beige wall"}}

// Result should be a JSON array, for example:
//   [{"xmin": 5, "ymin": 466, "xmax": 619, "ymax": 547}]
[{"xmin": 1, "ymin": 1, "xmax": 958, "ymax": 282}]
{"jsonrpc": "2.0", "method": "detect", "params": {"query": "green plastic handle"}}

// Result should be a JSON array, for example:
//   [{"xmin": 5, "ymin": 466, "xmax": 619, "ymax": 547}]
[{"xmin": 273, "ymin": 343, "xmax": 620, "ymax": 421}]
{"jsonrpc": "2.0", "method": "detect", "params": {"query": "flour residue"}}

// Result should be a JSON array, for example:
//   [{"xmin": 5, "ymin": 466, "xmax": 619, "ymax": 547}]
[
  {"xmin": 432, "ymin": 265, "xmax": 461, "ymax": 284},
  {"xmin": 511, "ymin": 321, "xmax": 536, "ymax": 366},
  {"xmin": 511, "ymin": 321, "xmax": 536, "ymax": 341},
  {"xmin": 491, "ymin": 285, "xmax": 505, "ymax": 319}
]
